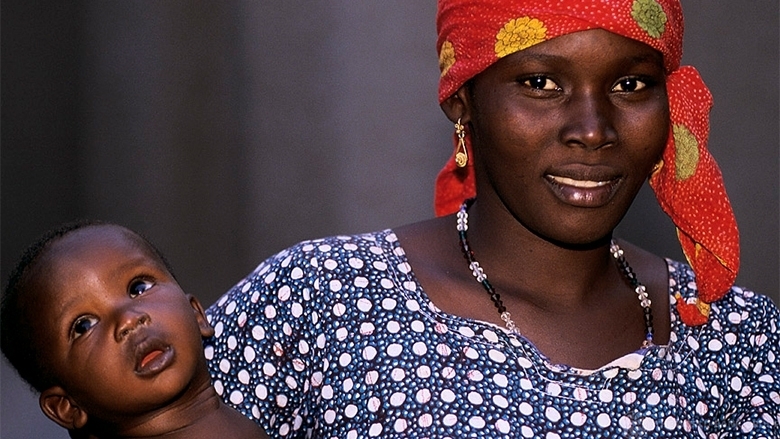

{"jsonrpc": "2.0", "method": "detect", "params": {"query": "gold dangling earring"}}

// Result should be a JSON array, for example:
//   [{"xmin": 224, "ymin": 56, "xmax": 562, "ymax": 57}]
[{"xmin": 454, "ymin": 118, "xmax": 468, "ymax": 168}]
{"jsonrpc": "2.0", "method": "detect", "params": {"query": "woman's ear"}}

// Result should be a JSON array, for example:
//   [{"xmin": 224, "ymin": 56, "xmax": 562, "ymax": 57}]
[
  {"xmin": 188, "ymin": 295, "xmax": 215, "ymax": 338},
  {"xmin": 440, "ymin": 85, "xmax": 472, "ymax": 124},
  {"xmin": 40, "ymin": 386, "xmax": 88, "ymax": 430}
]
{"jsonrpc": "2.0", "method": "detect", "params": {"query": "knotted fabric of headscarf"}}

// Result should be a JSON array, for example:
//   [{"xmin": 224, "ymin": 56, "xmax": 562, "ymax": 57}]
[{"xmin": 433, "ymin": 0, "xmax": 739, "ymax": 326}]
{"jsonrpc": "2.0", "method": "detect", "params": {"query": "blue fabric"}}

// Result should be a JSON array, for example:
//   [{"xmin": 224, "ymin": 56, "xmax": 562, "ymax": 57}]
[{"xmin": 205, "ymin": 230, "xmax": 780, "ymax": 438}]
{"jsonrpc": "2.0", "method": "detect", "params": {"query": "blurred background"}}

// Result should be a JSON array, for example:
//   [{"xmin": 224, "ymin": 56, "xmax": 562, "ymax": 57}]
[{"xmin": 2, "ymin": 1, "xmax": 777, "ymax": 437}]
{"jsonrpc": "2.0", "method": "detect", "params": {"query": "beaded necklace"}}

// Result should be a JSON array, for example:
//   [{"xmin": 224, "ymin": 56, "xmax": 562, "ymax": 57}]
[{"xmin": 456, "ymin": 199, "xmax": 655, "ymax": 348}]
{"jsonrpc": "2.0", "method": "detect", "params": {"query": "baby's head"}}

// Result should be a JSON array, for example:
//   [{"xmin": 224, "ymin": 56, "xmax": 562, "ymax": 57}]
[{"xmin": 1, "ymin": 221, "xmax": 214, "ymax": 432}]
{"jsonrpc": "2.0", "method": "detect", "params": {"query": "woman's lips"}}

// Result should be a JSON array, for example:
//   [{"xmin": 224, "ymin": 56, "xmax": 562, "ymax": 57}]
[{"xmin": 545, "ymin": 174, "xmax": 620, "ymax": 207}]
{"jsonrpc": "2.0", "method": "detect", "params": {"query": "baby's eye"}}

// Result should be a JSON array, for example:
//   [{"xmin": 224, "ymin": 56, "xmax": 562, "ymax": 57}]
[
  {"xmin": 523, "ymin": 76, "xmax": 559, "ymax": 91},
  {"xmin": 612, "ymin": 77, "xmax": 648, "ymax": 92},
  {"xmin": 71, "ymin": 316, "xmax": 98, "ymax": 339},
  {"xmin": 129, "ymin": 279, "xmax": 154, "ymax": 298}
]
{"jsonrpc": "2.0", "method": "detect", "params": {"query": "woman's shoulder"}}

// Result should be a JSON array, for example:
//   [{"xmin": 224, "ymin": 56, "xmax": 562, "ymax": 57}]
[
  {"xmin": 248, "ymin": 229, "xmax": 400, "ymax": 273},
  {"xmin": 666, "ymin": 258, "xmax": 779, "ymax": 332}
]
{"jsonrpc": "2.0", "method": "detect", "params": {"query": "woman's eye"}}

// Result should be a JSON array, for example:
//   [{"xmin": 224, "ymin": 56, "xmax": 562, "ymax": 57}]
[
  {"xmin": 71, "ymin": 316, "xmax": 98, "ymax": 339},
  {"xmin": 523, "ymin": 76, "xmax": 559, "ymax": 91},
  {"xmin": 129, "ymin": 279, "xmax": 154, "ymax": 298},
  {"xmin": 612, "ymin": 77, "xmax": 648, "ymax": 92}
]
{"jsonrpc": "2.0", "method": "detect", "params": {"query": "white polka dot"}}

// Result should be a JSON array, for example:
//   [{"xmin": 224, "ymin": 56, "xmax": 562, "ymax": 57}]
[
  {"xmin": 387, "ymin": 343, "xmax": 403, "ymax": 357},
  {"xmin": 573, "ymin": 387, "xmax": 588, "ymax": 401},
  {"xmin": 227, "ymin": 336, "xmax": 238, "ymax": 350},
  {"xmin": 436, "ymin": 343, "xmax": 452, "ymax": 356},
  {"xmin": 469, "ymin": 416, "xmax": 486, "ymax": 428},
  {"xmin": 276, "ymin": 394, "xmax": 288, "ymax": 407},
  {"xmin": 219, "ymin": 359, "xmax": 231, "ymax": 373},
  {"xmin": 708, "ymin": 339, "xmax": 723, "ymax": 351},
  {"xmin": 488, "ymin": 349, "xmax": 507, "ymax": 363},
  {"xmin": 360, "ymin": 322, "xmax": 375, "ymax": 335},
  {"xmin": 390, "ymin": 392, "xmax": 406, "ymax": 406},
  {"xmin": 546, "ymin": 382, "xmax": 561, "ymax": 396},
  {"xmin": 468, "ymin": 391, "xmax": 484, "ymax": 405},
  {"xmin": 417, "ymin": 365, "xmax": 431, "ymax": 378},
  {"xmin": 731, "ymin": 377, "xmax": 743, "ymax": 391},
  {"xmin": 368, "ymin": 423, "xmax": 382, "ymax": 436},
  {"xmin": 354, "ymin": 277, "xmax": 369, "ymax": 288},
  {"xmin": 493, "ymin": 373, "xmax": 508, "ymax": 387},
  {"xmin": 406, "ymin": 299, "xmax": 420, "ymax": 311},
  {"xmin": 517, "ymin": 356, "xmax": 533, "ymax": 368},
  {"xmin": 416, "ymin": 388, "xmax": 432, "ymax": 404},
  {"xmin": 365, "ymin": 370, "xmax": 379, "ymax": 385},
  {"xmin": 391, "ymin": 368, "xmax": 406, "ymax": 381},
  {"xmin": 741, "ymin": 421, "xmax": 754, "ymax": 433},
  {"xmin": 642, "ymin": 417, "xmax": 656, "ymax": 431},
  {"xmin": 496, "ymin": 419, "xmax": 510, "ymax": 433},
  {"xmin": 335, "ymin": 327, "xmax": 348, "ymax": 341},
  {"xmin": 597, "ymin": 413, "xmax": 611, "ymax": 427},
  {"xmin": 413, "ymin": 342, "xmax": 428, "ymax": 356},
  {"xmin": 264, "ymin": 305, "xmax": 277, "ymax": 319},
  {"xmin": 344, "ymin": 404, "xmax": 358, "ymax": 418},
  {"xmin": 464, "ymin": 346, "xmax": 479, "ymax": 359},
  {"xmin": 521, "ymin": 426, "xmax": 534, "ymax": 437},
  {"xmin": 380, "ymin": 278, "xmax": 394, "ymax": 289},
  {"xmin": 519, "ymin": 402, "xmax": 533, "ymax": 415},
  {"xmin": 291, "ymin": 266, "xmax": 304, "ymax": 279},
  {"xmin": 545, "ymin": 407, "xmax": 561, "ymax": 422},
  {"xmin": 570, "ymin": 412, "xmax": 587, "ymax": 426},
  {"xmin": 238, "ymin": 369, "xmax": 250, "ymax": 384},
  {"xmin": 324, "ymin": 409, "xmax": 337, "ymax": 424},
  {"xmin": 418, "ymin": 413, "xmax": 433, "ymax": 428},
  {"xmin": 459, "ymin": 326, "xmax": 475, "ymax": 337},
  {"xmin": 441, "ymin": 366, "xmax": 456, "ymax": 379},
  {"xmin": 627, "ymin": 369, "xmax": 642, "ymax": 380},
  {"xmin": 381, "ymin": 297, "xmax": 396, "ymax": 310},
  {"xmin": 603, "ymin": 368, "xmax": 619, "ymax": 379},
  {"xmin": 467, "ymin": 370, "xmax": 484, "ymax": 381},
  {"xmin": 348, "ymin": 257, "xmax": 364, "ymax": 269},
  {"xmin": 339, "ymin": 353, "xmax": 352, "ymax": 367},
  {"xmin": 411, "ymin": 320, "xmax": 425, "ymax": 332},
  {"xmin": 493, "ymin": 394, "xmax": 509, "ymax": 408},
  {"xmin": 619, "ymin": 416, "xmax": 632, "ymax": 429},
  {"xmin": 441, "ymin": 389, "xmax": 456, "ymax": 403},
  {"xmin": 386, "ymin": 320, "xmax": 401, "ymax": 333},
  {"xmin": 623, "ymin": 391, "xmax": 637, "ymax": 404},
  {"xmin": 357, "ymin": 298, "xmax": 372, "ymax": 312},
  {"xmin": 545, "ymin": 433, "xmax": 561, "ymax": 439},
  {"xmin": 664, "ymin": 416, "xmax": 677, "ymax": 430},
  {"xmin": 362, "ymin": 346, "xmax": 377, "ymax": 361},
  {"xmin": 599, "ymin": 389, "xmax": 613, "ymax": 402},
  {"xmin": 367, "ymin": 397, "xmax": 381, "ymax": 412},
  {"xmin": 229, "ymin": 390, "xmax": 244, "ymax": 404},
  {"xmin": 394, "ymin": 418, "xmax": 408, "ymax": 432},
  {"xmin": 728, "ymin": 312, "xmax": 742, "ymax": 324}
]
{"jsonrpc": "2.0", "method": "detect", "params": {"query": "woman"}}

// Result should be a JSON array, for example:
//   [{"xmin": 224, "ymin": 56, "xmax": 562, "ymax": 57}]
[{"xmin": 205, "ymin": 1, "xmax": 779, "ymax": 437}]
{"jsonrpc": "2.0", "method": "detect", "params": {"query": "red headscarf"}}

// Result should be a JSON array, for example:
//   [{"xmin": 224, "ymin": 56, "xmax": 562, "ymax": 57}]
[{"xmin": 434, "ymin": 0, "xmax": 739, "ymax": 326}]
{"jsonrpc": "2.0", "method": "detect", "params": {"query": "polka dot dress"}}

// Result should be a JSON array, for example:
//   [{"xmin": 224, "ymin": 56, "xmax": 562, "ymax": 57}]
[{"xmin": 205, "ymin": 231, "xmax": 779, "ymax": 438}]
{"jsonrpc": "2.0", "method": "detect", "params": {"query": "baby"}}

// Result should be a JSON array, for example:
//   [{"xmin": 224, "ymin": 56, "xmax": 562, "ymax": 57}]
[{"xmin": 1, "ymin": 220, "xmax": 267, "ymax": 439}]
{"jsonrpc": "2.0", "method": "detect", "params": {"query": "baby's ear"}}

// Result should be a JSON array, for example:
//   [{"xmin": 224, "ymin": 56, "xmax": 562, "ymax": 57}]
[
  {"xmin": 40, "ymin": 386, "xmax": 88, "ymax": 430},
  {"xmin": 188, "ymin": 295, "xmax": 214, "ymax": 338}
]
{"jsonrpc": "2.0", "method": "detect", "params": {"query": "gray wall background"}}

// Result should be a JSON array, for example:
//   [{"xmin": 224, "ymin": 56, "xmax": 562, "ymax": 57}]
[{"xmin": 2, "ymin": 2, "xmax": 777, "ymax": 437}]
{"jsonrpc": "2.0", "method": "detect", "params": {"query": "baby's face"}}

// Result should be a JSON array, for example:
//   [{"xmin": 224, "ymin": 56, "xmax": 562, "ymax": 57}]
[{"xmin": 32, "ymin": 225, "xmax": 212, "ymax": 424}]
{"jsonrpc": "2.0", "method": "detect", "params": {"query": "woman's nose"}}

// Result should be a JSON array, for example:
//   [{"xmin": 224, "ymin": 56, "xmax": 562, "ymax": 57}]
[
  {"xmin": 115, "ymin": 307, "xmax": 151, "ymax": 341},
  {"xmin": 559, "ymin": 91, "xmax": 618, "ymax": 150}
]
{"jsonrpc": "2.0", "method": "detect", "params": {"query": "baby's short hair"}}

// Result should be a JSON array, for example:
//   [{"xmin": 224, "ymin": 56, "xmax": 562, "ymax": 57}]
[{"xmin": 0, "ymin": 219, "xmax": 175, "ymax": 392}]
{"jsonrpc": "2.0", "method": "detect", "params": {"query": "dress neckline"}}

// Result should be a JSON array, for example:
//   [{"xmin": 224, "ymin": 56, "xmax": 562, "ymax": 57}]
[{"xmin": 379, "ymin": 229, "xmax": 684, "ymax": 376}]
